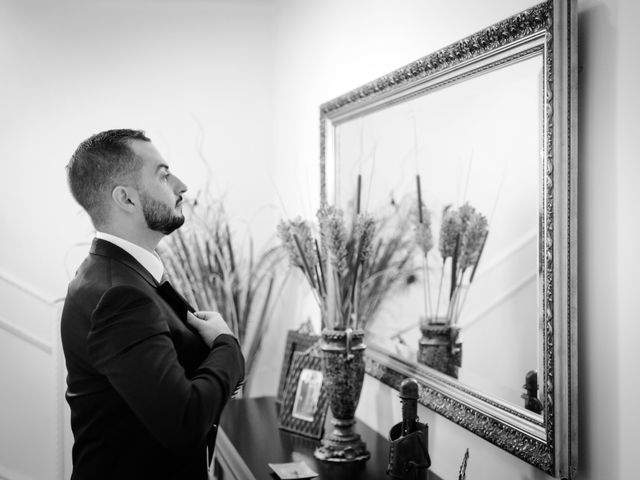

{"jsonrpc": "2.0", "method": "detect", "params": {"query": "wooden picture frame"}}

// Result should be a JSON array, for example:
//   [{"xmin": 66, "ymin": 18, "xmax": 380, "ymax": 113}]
[
  {"xmin": 276, "ymin": 330, "xmax": 320, "ymax": 404},
  {"xmin": 278, "ymin": 350, "xmax": 328, "ymax": 439}
]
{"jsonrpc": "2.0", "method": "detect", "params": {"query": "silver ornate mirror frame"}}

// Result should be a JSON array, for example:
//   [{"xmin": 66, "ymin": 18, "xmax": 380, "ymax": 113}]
[{"xmin": 319, "ymin": 1, "xmax": 577, "ymax": 477}]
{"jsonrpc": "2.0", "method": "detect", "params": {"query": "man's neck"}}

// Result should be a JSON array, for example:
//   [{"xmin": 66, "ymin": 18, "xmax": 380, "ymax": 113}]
[{"xmin": 98, "ymin": 225, "xmax": 163, "ymax": 253}]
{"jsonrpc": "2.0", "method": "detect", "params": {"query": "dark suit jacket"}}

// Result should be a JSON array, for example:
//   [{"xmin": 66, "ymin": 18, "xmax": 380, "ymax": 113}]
[{"xmin": 61, "ymin": 238, "xmax": 245, "ymax": 480}]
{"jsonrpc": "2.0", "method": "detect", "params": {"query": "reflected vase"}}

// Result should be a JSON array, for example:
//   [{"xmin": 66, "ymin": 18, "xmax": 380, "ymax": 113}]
[
  {"xmin": 313, "ymin": 328, "xmax": 370, "ymax": 463},
  {"xmin": 418, "ymin": 320, "xmax": 462, "ymax": 379}
]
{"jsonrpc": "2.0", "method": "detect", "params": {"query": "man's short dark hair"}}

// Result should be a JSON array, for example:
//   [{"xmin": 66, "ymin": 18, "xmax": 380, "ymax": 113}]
[{"xmin": 67, "ymin": 129, "xmax": 150, "ymax": 227}]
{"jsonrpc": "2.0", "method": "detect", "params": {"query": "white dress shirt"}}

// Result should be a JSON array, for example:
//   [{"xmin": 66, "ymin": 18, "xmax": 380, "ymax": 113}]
[{"xmin": 95, "ymin": 231, "xmax": 164, "ymax": 283}]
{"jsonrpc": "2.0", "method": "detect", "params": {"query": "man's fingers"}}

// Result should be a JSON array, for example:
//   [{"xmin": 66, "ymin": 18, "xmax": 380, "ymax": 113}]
[
  {"xmin": 193, "ymin": 311, "xmax": 223, "ymax": 322},
  {"xmin": 186, "ymin": 311, "xmax": 201, "ymax": 324}
]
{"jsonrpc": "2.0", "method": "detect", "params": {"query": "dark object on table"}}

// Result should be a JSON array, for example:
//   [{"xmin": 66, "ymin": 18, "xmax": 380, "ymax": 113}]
[
  {"xmin": 387, "ymin": 378, "xmax": 431, "ymax": 479},
  {"xmin": 521, "ymin": 370, "xmax": 543, "ymax": 414}
]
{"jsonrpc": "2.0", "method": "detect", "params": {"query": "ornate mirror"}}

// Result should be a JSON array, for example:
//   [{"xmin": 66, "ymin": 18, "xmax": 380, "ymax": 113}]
[{"xmin": 319, "ymin": 0, "xmax": 577, "ymax": 477}]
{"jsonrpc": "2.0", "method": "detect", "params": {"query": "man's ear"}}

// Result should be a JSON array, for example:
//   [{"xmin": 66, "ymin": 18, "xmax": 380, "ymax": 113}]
[{"xmin": 111, "ymin": 185, "xmax": 138, "ymax": 213}]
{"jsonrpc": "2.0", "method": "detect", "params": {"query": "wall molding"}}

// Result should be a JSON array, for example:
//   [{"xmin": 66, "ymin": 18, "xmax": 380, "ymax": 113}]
[
  {"xmin": 0, "ymin": 314, "xmax": 52, "ymax": 354},
  {"xmin": 474, "ymin": 229, "xmax": 538, "ymax": 280},
  {"xmin": 461, "ymin": 271, "xmax": 537, "ymax": 330},
  {"xmin": 0, "ymin": 462, "xmax": 31, "ymax": 480},
  {"xmin": 53, "ymin": 303, "xmax": 68, "ymax": 480},
  {"xmin": 0, "ymin": 267, "xmax": 68, "ymax": 480},
  {"xmin": 0, "ymin": 267, "xmax": 64, "ymax": 306}
]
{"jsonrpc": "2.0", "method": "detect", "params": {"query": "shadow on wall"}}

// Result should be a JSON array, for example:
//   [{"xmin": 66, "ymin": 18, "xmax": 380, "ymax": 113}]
[{"xmin": 577, "ymin": 3, "xmax": 620, "ymax": 480}]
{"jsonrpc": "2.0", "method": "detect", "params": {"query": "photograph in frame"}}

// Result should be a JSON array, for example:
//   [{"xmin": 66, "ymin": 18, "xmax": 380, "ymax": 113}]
[
  {"xmin": 276, "ymin": 329, "xmax": 320, "ymax": 404},
  {"xmin": 291, "ymin": 367, "xmax": 323, "ymax": 422},
  {"xmin": 278, "ymin": 350, "xmax": 328, "ymax": 439}
]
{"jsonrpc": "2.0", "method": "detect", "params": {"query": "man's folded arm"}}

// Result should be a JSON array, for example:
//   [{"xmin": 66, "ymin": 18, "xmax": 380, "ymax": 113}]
[{"xmin": 87, "ymin": 285, "xmax": 245, "ymax": 456}]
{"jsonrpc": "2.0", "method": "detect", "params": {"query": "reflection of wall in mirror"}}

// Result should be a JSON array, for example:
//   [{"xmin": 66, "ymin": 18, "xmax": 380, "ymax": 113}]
[{"xmin": 334, "ymin": 55, "xmax": 543, "ymax": 409}]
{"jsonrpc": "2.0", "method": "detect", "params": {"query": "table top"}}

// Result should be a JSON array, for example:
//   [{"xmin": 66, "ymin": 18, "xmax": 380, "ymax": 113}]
[{"xmin": 218, "ymin": 396, "xmax": 441, "ymax": 480}]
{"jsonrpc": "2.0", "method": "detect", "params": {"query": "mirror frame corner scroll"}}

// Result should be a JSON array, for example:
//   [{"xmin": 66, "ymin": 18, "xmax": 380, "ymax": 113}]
[{"xmin": 319, "ymin": 0, "xmax": 577, "ymax": 477}]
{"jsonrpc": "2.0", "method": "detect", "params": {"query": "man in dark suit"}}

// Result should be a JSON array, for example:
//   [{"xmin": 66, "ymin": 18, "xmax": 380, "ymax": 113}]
[{"xmin": 61, "ymin": 129, "xmax": 245, "ymax": 479}]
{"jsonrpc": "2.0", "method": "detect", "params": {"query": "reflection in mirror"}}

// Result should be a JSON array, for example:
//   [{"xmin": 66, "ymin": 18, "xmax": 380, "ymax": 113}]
[{"xmin": 334, "ymin": 54, "xmax": 544, "ymax": 413}]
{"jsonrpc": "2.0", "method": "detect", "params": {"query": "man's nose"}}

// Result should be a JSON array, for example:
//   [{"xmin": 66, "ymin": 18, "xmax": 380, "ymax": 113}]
[{"xmin": 172, "ymin": 175, "xmax": 187, "ymax": 194}]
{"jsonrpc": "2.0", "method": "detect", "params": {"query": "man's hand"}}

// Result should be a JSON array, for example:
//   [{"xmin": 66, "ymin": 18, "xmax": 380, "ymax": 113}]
[{"xmin": 186, "ymin": 311, "xmax": 234, "ymax": 348}]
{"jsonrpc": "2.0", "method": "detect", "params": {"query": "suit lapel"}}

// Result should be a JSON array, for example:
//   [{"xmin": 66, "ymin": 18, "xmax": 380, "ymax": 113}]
[
  {"xmin": 90, "ymin": 238, "xmax": 195, "ymax": 320},
  {"xmin": 90, "ymin": 238, "xmax": 159, "ymax": 287}
]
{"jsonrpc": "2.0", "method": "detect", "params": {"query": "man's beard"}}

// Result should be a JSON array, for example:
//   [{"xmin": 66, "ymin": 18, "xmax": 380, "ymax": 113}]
[{"xmin": 140, "ymin": 191, "xmax": 185, "ymax": 235}]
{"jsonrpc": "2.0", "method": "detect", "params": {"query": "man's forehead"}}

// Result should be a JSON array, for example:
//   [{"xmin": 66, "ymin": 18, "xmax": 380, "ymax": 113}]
[{"xmin": 129, "ymin": 139, "xmax": 166, "ymax": 169}]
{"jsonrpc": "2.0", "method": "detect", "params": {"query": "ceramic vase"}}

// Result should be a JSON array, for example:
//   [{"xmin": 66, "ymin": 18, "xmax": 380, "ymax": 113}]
[
  {"xmin": 313, "ymin": 328, "xmax": 370, "ymax": 463},
  {"xmin": 418, "ymin": 321, "xmax": 462, "ymax": 379}
]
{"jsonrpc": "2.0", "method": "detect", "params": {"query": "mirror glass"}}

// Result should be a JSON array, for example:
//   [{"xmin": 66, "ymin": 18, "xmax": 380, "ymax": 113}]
[{"xmin": 334, "ymin": 54, "xmax": 544, "ymax": 413}]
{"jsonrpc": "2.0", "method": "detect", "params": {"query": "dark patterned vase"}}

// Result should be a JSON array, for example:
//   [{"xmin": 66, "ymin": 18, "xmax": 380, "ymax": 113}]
[
  {"xmin": 418, "ymin": 321, "xmax": 462, "ymax": 379},
  {"xmin": 313, "ymin": 328, "xmax": 370, "ymax": 463}
]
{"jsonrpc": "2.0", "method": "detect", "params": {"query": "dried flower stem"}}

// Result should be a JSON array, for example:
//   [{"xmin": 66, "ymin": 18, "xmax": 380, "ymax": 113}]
[
  {"xmin": 451, "ymin": 270, "xmax": 467, "ymax": 324},
  {"xmin": 424, "ymin": 255, "xmax": 434, "ymax": 320},
  {"xmin": 416, "ymin": 175, "xmax": 423, "ymax": 224},
  {"xmin": 421, "ymin": 256, "xmax": 430, "ymax": 321},
  {"xmin": 314, "ymin": 239, "xmax": 326, "ymax": 295},
  {"xmin": 350, "ymin": 235, "xmax": 364, "ymax": 306},
  {"xmin": 435, "ymin": 259, "xmax": 446, "ymax": 321},
  {"xmin": 332, "ymin": 268, "xmax": 343, "ymax": 329},
  {"xmin": 245, "ymin": 275, "xmax": 275, "ymax": 366},
  {"xmin": 469, "ymin": 231, "xmax": 489, "ymax": 283},
  {"xmin": 314, "ymin": 265, "xmax": 325, "ymax": 297},
  {"xmin": 456, "ymin": 231, "xmax": 489, "ymax": 319},
  {"xmin": 351, "ymin": 269, "xmax": 360, "ymax": 329},
  {"xmin": 356, "ymin": 174, "xmax": 362, "ymax": 214},
  {"xmin": 450, "ymin": 234, "xmax": 460, "ymax": 301},
  {"xmin": 293, "ymin": 233, "xmax": 317, "ymax": 291}
]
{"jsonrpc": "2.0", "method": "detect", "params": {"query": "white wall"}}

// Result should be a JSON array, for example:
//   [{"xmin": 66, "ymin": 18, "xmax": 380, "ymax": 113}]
[
  {"xmin": 614, "ymin": 0, "xmax": 640, "ymax": 475},
  {"xmin": 0, "ymin": 0, "xmax": 275, "ymax": 299},
  {"xmin": 0, "ymin": 274, "xmax": 64, "ymax": 480},
  {"xmin": 0, "ymin": 0, "xmax": 274, "ymax": 478},
  {"xmin": 580, "ymin": 1, "xmax": 640, "ymax": 479},
  {"xmin": 1, "ymin": 0, "xmax": 639, "ymax": 479}
]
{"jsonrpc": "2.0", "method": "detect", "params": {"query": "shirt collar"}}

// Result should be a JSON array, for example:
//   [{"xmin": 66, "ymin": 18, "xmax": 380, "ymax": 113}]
[{"xmin": 95, "ymin": 232, "xmax": 164, "ymax": 283}]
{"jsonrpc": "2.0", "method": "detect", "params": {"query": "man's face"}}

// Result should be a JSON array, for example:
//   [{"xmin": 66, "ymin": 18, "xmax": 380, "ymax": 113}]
[{"xmin": 129, "ymin": 140, "xmax": 187, "ymax": 235}]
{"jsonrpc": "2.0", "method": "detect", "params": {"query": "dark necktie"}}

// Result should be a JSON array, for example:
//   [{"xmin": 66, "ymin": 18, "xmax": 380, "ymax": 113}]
[{"xmin": 156, "ymin": 278, "xmax": 195, "ymax": 320}]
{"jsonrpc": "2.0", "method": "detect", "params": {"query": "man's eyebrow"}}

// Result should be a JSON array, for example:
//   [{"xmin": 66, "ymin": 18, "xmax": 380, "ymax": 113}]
[{"xmin": 156, "ymin": 164, "xmax": 170, "ymax": 173}]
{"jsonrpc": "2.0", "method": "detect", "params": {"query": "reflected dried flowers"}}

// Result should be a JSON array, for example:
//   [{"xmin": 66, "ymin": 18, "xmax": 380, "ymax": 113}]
[{"xmin": 414, "ymin": 175, "xmax": 489, "ymax": 326}]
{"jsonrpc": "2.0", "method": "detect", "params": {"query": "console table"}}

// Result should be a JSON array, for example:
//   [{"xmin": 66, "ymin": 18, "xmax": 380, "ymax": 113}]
[{"xmin": 214, "ymin": 396, "xmax": 441, "ymax": 480}]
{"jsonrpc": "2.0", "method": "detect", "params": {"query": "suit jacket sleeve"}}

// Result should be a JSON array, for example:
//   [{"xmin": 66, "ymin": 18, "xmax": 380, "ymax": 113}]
[{"xmin": 87, "ymin": 284, "xmax": 245, "ymax": 456}]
